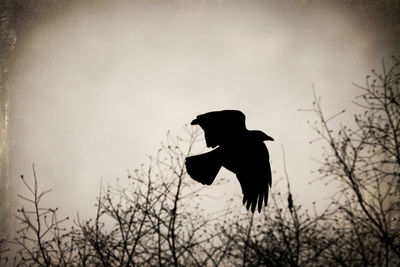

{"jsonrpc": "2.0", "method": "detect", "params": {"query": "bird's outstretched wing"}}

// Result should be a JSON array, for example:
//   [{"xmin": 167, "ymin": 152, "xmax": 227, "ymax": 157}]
[
  {"xmin": 233, "ymin": 141, "xmax": 272, "ymax": 213},
  {"xmin": 185, "ymin": 149, "xmax": 222, "ymax": 185},
  {"xmin": 191, "ymin": 110, "xmax": 246, "ymax": 148}
]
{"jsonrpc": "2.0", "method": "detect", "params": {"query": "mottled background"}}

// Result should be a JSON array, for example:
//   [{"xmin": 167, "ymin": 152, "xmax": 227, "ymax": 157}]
[{"xmin": 1, "ymin": 0, "xmax": 399, "ymax": 238}]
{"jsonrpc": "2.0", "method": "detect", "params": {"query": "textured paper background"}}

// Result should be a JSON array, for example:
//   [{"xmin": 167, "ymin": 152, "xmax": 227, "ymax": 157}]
[{"xmin": 1, "ymin": 0, "xmax": 399, "ymax": 241}]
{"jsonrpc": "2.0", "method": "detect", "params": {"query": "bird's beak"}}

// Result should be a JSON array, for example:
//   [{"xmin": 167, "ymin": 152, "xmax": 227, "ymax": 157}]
[
  {"xmin": 191, "ymin": 119, "xmax": 199, "ymax": 125},
  {"xmin": 265, "ymin": 135, "xmax": 274, "ymax": 141}
]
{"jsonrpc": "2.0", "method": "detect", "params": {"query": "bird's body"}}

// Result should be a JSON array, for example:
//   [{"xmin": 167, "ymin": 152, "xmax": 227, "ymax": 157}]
[{"xmin": 185, "ymin": 110, "xmax": 273, "ymax": 213}]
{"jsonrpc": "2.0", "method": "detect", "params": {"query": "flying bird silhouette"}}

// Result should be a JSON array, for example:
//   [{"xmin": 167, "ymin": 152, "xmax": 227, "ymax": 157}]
[{"xmin": 185, "ymin": 110, "xmax": 274, "ymax": 213}]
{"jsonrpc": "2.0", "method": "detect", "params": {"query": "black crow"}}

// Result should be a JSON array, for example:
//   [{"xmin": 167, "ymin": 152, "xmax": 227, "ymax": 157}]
[{"xmin": 185, "ymin": 110, "xmax": 274, "ymax": 213}]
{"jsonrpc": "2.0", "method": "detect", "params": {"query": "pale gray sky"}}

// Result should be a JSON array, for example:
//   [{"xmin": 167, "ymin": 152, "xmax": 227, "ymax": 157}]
[{"xmin": 9, "ymin": 1, "xmax": 387, "ymax": 218}]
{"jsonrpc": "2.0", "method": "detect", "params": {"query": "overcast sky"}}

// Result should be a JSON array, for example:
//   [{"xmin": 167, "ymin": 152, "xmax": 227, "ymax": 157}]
[{"xmin": 9, "ymin": 1, "xmax": 388, "ymax": 219}]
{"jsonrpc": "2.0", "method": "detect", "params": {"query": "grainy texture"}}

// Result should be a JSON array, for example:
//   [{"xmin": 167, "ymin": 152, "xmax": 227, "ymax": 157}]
[
  {"xmin": 0, "ymin": 0, "xmax": 15, "ymax": 242},
  {"xmin": 1, "ymin": 0, "xmax": 400, "ymax": 264}
]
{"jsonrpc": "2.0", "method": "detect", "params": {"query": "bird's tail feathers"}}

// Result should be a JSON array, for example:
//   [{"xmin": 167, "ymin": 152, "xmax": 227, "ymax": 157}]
[{"xmin": 185, "ymin": 151, "xmax": 221, "ymax": 185}]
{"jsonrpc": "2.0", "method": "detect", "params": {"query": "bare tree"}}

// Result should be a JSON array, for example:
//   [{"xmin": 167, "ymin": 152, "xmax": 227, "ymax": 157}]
[
  {"xmin": 308, "ymin": 56, "xmax": 400, "ymax": 266},
  {"xmin": 217, "ymin": 150, "xmax": 335, "ymax": 267},
  {"xmin": 75, "ymin": 127, "xmax": 209, "ymax": 266},
  {"xmin": 216, "ymin": 57, "xmax": 400, "ymax": 267},
  {"xmin": 0, "ymin": 165, "xmax": 74, "ymax": 266},
  {"xmin": 1, "ymin": 126, "xmax": 232, "ymax": 266}
]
